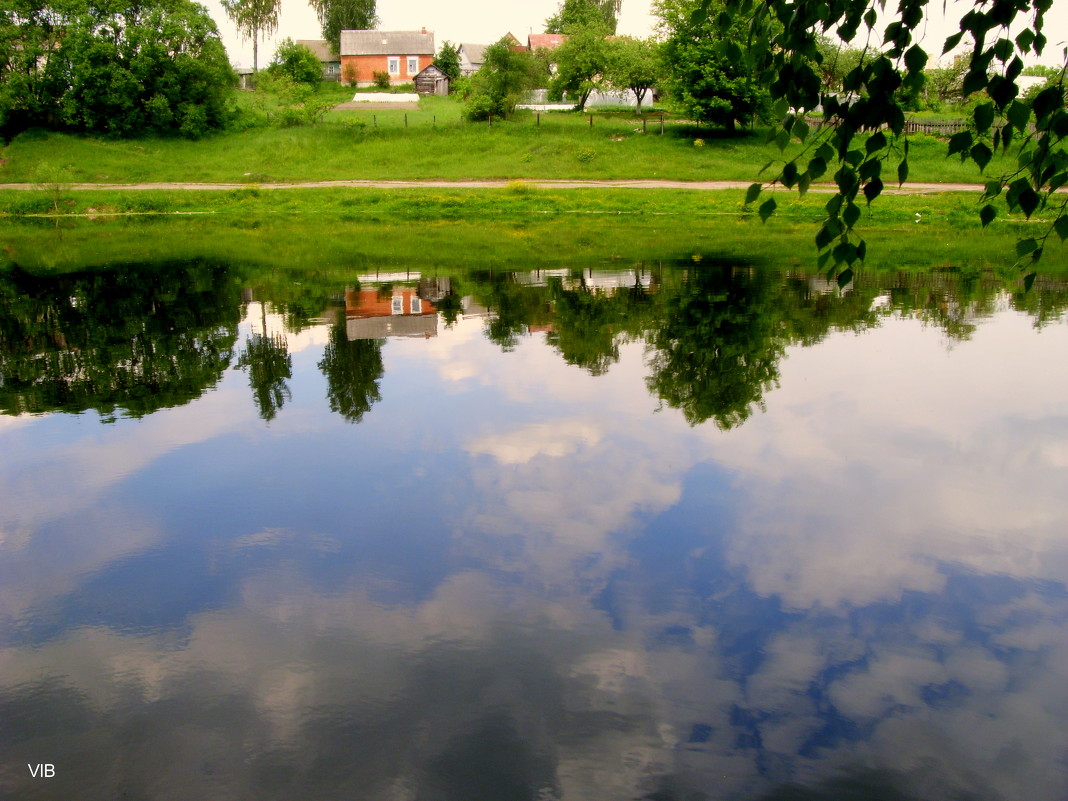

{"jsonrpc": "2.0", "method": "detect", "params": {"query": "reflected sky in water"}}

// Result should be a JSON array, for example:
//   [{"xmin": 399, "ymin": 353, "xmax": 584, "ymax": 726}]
[{"xmin": 1, "ymin": 265, "xmax": 1067, "ymax": 801}]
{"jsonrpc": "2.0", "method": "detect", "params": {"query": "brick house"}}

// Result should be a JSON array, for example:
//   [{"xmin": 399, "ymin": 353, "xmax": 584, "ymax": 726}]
[{"xmin": 339, "ymin": 29, "xmax": 435, "ymax": 87}]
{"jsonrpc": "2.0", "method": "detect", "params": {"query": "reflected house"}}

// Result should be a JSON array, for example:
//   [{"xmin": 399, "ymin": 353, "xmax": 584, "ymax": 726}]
[
  {"xmin": 579, "ymin": 269, "xmax": 653, "ymax": 294},
  {"xmin": 511, "ymin": 268, "xmax": 654, "ymax": 293},
  {"xmin": 345, "ymin": 283, "xmax": 439, "ymax": 340}
]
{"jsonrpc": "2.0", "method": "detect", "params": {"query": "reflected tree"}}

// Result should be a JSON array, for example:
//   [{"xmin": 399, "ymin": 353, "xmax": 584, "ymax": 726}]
[
  {"xmin": 0, "ymin": 262, "xmax": 240, "ymax": 419},
  {"xmin": 317, "ymin": 317, "xmax": 384, "ymax": 423},
  {"xmin": 646, "ymin": 264, "xmax": 783, "ymax": 429},
  {"xmin": 473, "ymin": 272, "xmax": 555, "ymax": 351},
  {"xmin": 237, "ymin": 300, "xmax": 291, "ymax": 422},
  {"xmin": 547, "ymin": 276, "xmax": 655, "ymax": 375}
]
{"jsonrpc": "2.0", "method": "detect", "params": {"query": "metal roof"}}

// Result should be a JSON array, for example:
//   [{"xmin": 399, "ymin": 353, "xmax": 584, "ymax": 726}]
[
  {"xmin": 528, "ymin": 33, "xmax": 568, "ymax": 50},
  {"xmin": 340, "ymin": 30, "xmax": 435, "ymax": 56},
  {"xmin": 458, "ymin": 43, "xmax": 488, "ymax": 65},
  {"xmin": 296, "ymin": 39, "xmax": 337, "ymax": 62}
]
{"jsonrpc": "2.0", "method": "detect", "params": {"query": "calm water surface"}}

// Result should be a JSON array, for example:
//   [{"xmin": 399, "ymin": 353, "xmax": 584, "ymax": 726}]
[{"xmin": 1, "ymin": 259, "xmax": 1067, "ymax": 801}]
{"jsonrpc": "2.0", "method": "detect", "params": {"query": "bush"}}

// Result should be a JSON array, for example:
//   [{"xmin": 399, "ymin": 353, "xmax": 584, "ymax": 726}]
[
  {"xmin": 463, "ymin": 38, "xmax": 539, "ymax": 121},
  {"xmin": 2, "ymin": 0, "xmax": 235, "ymax": 138},
  {"xmin": 267, "ymin": 38, "xmax": 323, "ymax": 88},
  {"xmin": 373, "ymin": 71, "xmax": 391, "ymax": 89}
]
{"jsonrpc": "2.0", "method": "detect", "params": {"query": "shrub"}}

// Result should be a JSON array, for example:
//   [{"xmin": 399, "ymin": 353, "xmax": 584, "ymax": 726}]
[
  {"xmin": 267, "ymin": 38, "xmax": 323, "ymax": 88},
  {"xmin": 463, "ymin": 38, "xmax": 539, "ymax": 121},
  {"xmin": 373, "ymin": 71, "xmax": 391, "ymax": 89},
  {"xmin": 4, "ymin": 0, "xmax": 234, "ymax": 138}
]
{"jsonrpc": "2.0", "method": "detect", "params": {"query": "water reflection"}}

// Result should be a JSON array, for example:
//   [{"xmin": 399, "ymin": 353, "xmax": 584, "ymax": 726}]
[
  {"xmin": 0, "ymin": 258, "xmax": 1066, "ymax": 801},
  {"xmin": 0, "ymin": 262, "xmax": 240, "ymax": 419}
]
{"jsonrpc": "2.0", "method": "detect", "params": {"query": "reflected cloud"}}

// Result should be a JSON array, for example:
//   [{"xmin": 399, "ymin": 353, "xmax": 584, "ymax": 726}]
[
  {"xmin": 710, "ymin": 318, "xmax": 1068, "ymax": 609},
  {"xmin": 468, "ymin": 419, "xmax": 605, "ymax": 465}
]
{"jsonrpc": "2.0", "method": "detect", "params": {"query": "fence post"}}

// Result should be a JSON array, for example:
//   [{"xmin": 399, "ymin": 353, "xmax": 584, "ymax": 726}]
[
  {"xmin": 589, "ymin": 113, "xmax": 593, "ymax": 128},
  {"xmin": 660, "ymin": 114, "xmax": 664, "ymax": 135},
  {"xmin": 405, "ymin": 113, "xmax": 408, "ymax": 129},
  {"xmin": 537, "ymin": 112, "xmax": 540, "ymax": 128},
  {"xmin": 373, "ymin": 115, "xmax": 377, "ymax": 129},
  {"xmin": 488, "ymin": 112, "xmax": 492, "ymax": 128},
  {"xmin": 643, "ymin": 116, "xmax": 647, "ymax": 133}
]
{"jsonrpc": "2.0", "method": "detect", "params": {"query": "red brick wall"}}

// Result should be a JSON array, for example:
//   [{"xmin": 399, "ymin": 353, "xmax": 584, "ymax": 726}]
[{"xmin": 341, "ymin": 54, "xmax": 431, "ymax": 86}]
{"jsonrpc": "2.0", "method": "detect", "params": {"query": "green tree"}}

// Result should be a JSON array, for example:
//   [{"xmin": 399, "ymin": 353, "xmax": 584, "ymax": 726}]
[
  {"xmin": 548, "ymin": 20, "xmax": 611, "ymax": 109},
  {"xmin": 545, "ymin": 0, "xmax": 621, "ymax": 35},
  {"xmin": 308, "ymin": 0, "xmax": 377, "ymax": 57},
  {"xmin": 646, "ymin": 265, "xmax": 783, "ymax": 429},
  {"xmin": 1, "ymin": 0, "xmax": 234, "ymax": 138},
  {"xmin": 221, "ymin": 0, "xmax": 280, "ymax": 76},
  {"xmin": 698, "ymin": 0, "xmax": 1068, "ymax": 266},
  {"xmin": 0, "ymin": 1, "xmax": 66, "ymax": 134},
  {"xmin": 605, "ymin": 36, "xmax": 662, "ymax": 114},
  {"xmin": 923, "ymin": 54, "xmax": 969, "ymax": 108},
  {"xmin": 267, "ymin": 38, "xmax": 322, "ymax": 87},
  {"xmin": 237, "ymin": 302, "xmax": 291, "ymax": 422},
  {"xmin": 435, "ymin": 40, "xmax": 461, "ymax": 84},
  {"xmin": 813, "ymin": 35, "xmax": 867, "ymax": 94},
  {"xmin": 0, "ymin": 262, "xmax": 240, "ymax": 419},
  {"xmin": 464, "ymin": 38, "xmax": 539, "ymax": 121},
  {"xmin": 655, "ymin": 0, "xmax": 769, "ymax": 131},
  {"xmin": 317, "ymin": 318, "xmax": 384, "ymax": 422}
]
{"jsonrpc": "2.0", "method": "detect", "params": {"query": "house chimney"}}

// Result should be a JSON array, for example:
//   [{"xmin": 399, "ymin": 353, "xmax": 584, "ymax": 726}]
[{"xmin": 421, "ymin": 26, "xmax": 427, "ymax": 34}]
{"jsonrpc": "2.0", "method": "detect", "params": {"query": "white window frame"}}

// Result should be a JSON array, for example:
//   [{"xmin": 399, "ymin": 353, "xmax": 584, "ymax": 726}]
[
  {"xmin": 410, "ymin": 296, "xmax": 422, "ymax": 314},
  {"xmin": 387, "ymin": 57, "xmax": 400, "ymax": 76},
  {"xmin": 392, "ymin": 295, "xmax": 403, "ymax": 315},
  {"xmin": 407, "ymin": 56, "xmax": 419, "ymax": 75}
]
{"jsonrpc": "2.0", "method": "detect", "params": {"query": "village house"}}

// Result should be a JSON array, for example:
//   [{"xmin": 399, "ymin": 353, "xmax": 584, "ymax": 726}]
[
  {"xmin": 527, "ymin": 33, "xmax": 568, "ymax": 52},
  {"xmin": 457, "ymin": 43, "xmax": 487, "ymax": 77},
  {"xmin": 296, "ymin": 39, "xmax": 341, "ymax": 82},
  {"xmin": 339, "ymin": 28, "xmax": 435, "ymax": 87}
]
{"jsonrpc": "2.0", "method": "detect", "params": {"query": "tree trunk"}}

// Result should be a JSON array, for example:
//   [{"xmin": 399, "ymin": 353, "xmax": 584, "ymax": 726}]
[{"xmin": 635, "ymin": 87, "xmax": 646, "ymax": 115}]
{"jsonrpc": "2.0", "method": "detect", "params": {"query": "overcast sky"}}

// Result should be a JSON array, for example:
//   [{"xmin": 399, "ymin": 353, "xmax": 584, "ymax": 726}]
[{"xmin": 204, "ymin": 0, "xmax": 1068, "ymax": 71}]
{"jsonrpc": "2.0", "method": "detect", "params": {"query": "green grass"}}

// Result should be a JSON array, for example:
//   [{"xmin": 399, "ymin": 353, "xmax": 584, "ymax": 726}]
[
  {"xmin": 2, "ymin": 187, "xmax": 1064, "ymax": 274},
  {"xmin": 0, "ymin": 96, "xmax": 1009, "ymax": 185}
]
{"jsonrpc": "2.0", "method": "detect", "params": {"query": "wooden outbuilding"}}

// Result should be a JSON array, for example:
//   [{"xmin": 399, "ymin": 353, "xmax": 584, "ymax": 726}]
[{"xmin": 414, "ymin": 64, "xmax": 449, "ymax": 95}]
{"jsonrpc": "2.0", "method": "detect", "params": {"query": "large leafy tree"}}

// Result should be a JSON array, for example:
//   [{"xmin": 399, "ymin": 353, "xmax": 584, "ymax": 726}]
[
  {"xmin": 605, "ymin": 36, "xmax": 663, "ymax": 114},
  {"xmin": 656, "ymin": 0, "xmax": 770, "ymax": 132},
  {"xmin": 646, "ymin": 265, "xmax": 784, "ymax": 429},
  {"xmin": 220, "ymin": 0, "xmax": 280, "ymax": 75},
  {"xmin": 308, "ymin": 0, "xmax": 377, "ymax": 56},
  {"xmin": 697, "ymin": 0, "xmax": 1068, "ymax": 268},
  {"xmin": 464, "ymin": 38, "xmax": 540, "ymax": 120},
  {"xmin": 549, "ymin": 20, "xmax": 611, "ymax": 110},
  {"xmin": 545, "ymin": 0, "xmax": 622, "ymax": 35},
  {"xmin": 1, "ymin": 0, "xmax": 234, "ymax": 138},
  {"xmin": 317, "ymin": 319, "xmax": 384, "ymax": 423},
  {"xmin": 267, "ymin": 38, "xmax": 322, "ymax": 86}
]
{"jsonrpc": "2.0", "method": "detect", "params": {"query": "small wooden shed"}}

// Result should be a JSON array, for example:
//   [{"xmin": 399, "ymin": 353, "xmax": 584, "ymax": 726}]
[{"xmin": 413, "ymin": 64, "xmax": 449, "ymax": 95}]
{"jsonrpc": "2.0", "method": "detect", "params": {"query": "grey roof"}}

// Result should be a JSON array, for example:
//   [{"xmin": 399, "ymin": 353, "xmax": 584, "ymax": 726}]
[
  {"xmin": 340, "ymin": 30, "xmax": 435, "ymax": 57},
  {"xmin": 296, "ymin": 39, "xmax": 337, "ymax": 62},
  {"xmin": 458, "ymin": 43, "xmax": 488, "ymax": 65}
]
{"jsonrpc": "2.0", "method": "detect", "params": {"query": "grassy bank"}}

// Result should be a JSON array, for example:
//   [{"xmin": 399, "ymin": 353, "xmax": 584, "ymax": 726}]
[
  {"xmin": 2, "ymin": 187, "xmax": 1064, "ymax": 274},
  {"xmin": 0, "ymin": 96, "xmax": 1010, "ymax": 186}
]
